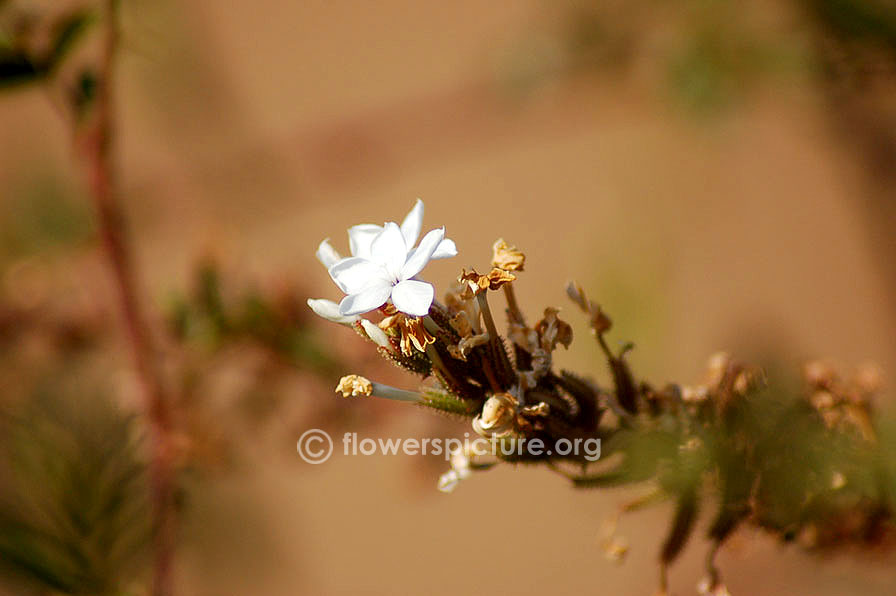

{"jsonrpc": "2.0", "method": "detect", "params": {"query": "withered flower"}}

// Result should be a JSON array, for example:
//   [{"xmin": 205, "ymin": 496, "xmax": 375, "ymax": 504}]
[
  {"xmin": 379, "ymin": 312, "xmax": 436, "ymax": 356},
  {"xmin": 335, "ymin": 375, "xmax": 373, "ymax": 397},
  {"xmin": 459, "ymin": 268, "xmax": 516, "ymax": 299},
  {"xmin": 491, "ymin": 238, "xmax": 525, "ymax": 271},
  {"xmin": 566, "ymin": 281, "xmax": 611, "ymax": 334},
  {"xmin": 472, "ymin": 393, "xmax": 517, "ymax": 438},
  {"xmin": 534, "ymin": 307, "xmax": 573, "ymax": 351}
]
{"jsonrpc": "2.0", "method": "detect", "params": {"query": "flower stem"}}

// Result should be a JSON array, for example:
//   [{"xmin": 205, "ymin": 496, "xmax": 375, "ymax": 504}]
[
  {"xmin": 503, "ymin": 284, "xmax": 525, "ymax": 326},
  {"xmin": 370, "ymin": 382, "xmax": 424, "ymax": 402},
  {"xmin": 476, "ymin": 293, "xmax": 500, "ymax": 340},
  {"xmin": 425, "ymin": 344, "xmax": 464, "ymax": 390},
  {"xmin": 81, "ymin": 3, "xmax": 175, "ymax": 595}
]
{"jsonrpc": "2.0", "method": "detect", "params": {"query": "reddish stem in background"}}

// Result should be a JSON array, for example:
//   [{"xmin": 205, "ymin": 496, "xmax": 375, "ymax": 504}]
[{"xmin": 79, "ymin": 2, "xmax": 175, "ymax": 595}]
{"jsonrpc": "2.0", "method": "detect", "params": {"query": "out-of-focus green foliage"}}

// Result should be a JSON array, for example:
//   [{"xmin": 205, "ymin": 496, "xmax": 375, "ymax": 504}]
[
  {"xmin": 0, "ymin": 388, "xmax": 150, "ymax": 595},
  {"xmin": 807, "ymin": 0, "xmax": 896, "ymax": 51},
  {"xmin": 167, "ymin": 259, "xmax": 340, "ymax": 375},
  {"xmin": 0, "ymin": 5, "xmax": 94, "ymax": 89},
  {"xmin": 0, "ymin": 175, "xmax": 93, "ymax": 261},
  {"xmin": 528, "ymin": 0, "xmax": 896, "ymax": 114}
]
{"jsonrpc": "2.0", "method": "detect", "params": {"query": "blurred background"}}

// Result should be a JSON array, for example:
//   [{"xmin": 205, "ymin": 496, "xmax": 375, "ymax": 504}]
[{"xmin": 1, "ymin": 0, "xmax": 896, "ymax": 594}]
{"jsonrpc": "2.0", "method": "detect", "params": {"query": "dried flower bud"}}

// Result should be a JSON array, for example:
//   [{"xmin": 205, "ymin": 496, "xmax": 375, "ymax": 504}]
[
  {"xmin": 491, "ymin": 238, "xmax": 525, "ymax": 271},
  {"xmin": 335, "ymin": 375, "xmax": 373, "ymax": 397},
  {"xmin": 472, "ymin": 393, "xmax": 517, "ymax": 437}
]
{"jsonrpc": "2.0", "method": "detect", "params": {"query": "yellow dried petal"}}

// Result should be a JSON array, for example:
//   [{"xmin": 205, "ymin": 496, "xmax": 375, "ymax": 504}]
[
  {"xmin": 458, "ymin": 268, "xmax": 516, "ymax": 299},
  {"xmin": 379, "ymin": 312, "xmax": 435, "ymax": 356},
  {"xmin": 485, "ymin": 267, "xmax": 516, "ymax": 289}
]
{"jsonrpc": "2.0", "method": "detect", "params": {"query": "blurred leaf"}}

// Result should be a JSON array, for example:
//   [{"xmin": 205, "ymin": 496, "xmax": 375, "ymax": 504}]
[
  {"xmin": 0, "ymin": 175, "xmax": 93, "ymax": 260},
  {"xmin": 0, "ymin": 48, "xmax": 40, "ymax": 88},
  {"xmin": 45, "ymin": 10, "xmax": 94, "ymax": 74},
  {"xmin": 0, "ymin": 9, "xmax": 94, "ymax": 92},
  {"xmin": 0, "ymin": 390, "xmax": 150, "ymax": 594},
  {"xmin": 808, "ymin": 0, "xmax": 896, "ymax": 51},
  {"xmin": 72, "ymin": 68, "xmax": 97, "ymax": 116}
]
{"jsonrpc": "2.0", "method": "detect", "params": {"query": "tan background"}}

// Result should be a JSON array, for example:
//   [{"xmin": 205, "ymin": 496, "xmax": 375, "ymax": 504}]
[{"xmin": 2, "ymin": 1, "xmax": 895, "ymax": 594}]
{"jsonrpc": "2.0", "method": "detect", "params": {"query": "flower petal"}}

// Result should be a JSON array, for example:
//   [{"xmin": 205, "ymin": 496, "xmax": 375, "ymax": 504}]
[
  {"xmin": 307, "ymin": 298, "xmax": 358, "ymax": 324},
  {"xmin": 400, "ymin": 199, "xmax": 424, "ymax": 248},
  {"xmin": 315, "ymin": 239, "xmax": 342, "ymax": 268},
  {"xmin": 431, "ymin": 237, "xmax": 457, "ymax": 260},
  {"xmin": 369, "ymin": 222, "xmax": 407, "ymax": 280},
  {"xmin": 348, "ymin": 224, "xmax": 382, "ymax": 259},
  {"xmin": 400, "ymin": 227, "xmax": 444, "ymax": 280},
  {"xmin": 390, "ymin": 279, "xmax": 434, "ymax": 316},
  {"xmin": 339, "ymin": 281, "xmax": 393, "ymax": 316},
  {"xmin": 329, "ymin": 257, "xmax": 389, "ymax": 294}
]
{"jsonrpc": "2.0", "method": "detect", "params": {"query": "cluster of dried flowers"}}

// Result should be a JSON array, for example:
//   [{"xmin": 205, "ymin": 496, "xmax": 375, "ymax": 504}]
[{"xmin": 308, "ymin": 200, "xmax": 895, "ymax": 595}]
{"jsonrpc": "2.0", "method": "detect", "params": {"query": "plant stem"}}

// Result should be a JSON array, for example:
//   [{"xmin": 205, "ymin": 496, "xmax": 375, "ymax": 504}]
[{"xmin": 81, "ymin": 2, "xmax": 175, "ymax": 595}]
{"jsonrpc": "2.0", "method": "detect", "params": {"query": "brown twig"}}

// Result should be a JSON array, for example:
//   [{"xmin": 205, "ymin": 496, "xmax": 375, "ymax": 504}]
[{"xmin": 79, "ymin": 2, "xmax": 175, "ymax": 595}]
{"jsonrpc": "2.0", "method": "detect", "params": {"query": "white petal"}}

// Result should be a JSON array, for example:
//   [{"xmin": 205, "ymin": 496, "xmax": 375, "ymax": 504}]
[
  {"xmin": 360, "ymin": 319, "xmax": 390, "ymax": 348},
  {"xmin": 315, "ymin": 239, "xmax": 342, "ymax": 268},
  {"xmin": 400, "ymin": 199, "xmax": 424, "ymax": 248},
  {"xmin": 307, "ymin": 298, "xmax": 358, "ymax": 324},
  {"xmin": 390, "ymin": 279, "xmax": 434, "ymax": 317},
  {"xmin": 348, "ymin": 224, "xmax": 382, "ymax": 258},
  {"xmin": 329, "ymin": 257, "xmax": 390, "ymax": 294},
  {"xmin": 431, "ymin": 237, "xmax": 457, "ymax": 260},
  {"xmin": 339, "ymin": 281, "xmax": 393, "ymax": 316},
  {"xmin": 369, "ymin": 222, "xmax": 407, "ymax": 280},
  {"xmin": 400, "ymin": 227, "xmax": 444, "ymax": 280}
]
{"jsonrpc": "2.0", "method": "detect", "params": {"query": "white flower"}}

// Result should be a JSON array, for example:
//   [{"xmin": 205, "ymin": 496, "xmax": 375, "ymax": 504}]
[
  {"xmin": 305, "ymin": 298, "xmax": 390, "ymax": 348},
  {"xmin": 330, "ymin": 222, "xmax": 444, "ymax": 316},
  {"xmin": 315, "ymin": 199, "xmax": 457, "ymax": 267},
  {"xmin": 306, "ymin": 298, "xmax": 359, "ymax": 325},
  {"xmin": 312, "ymin": 199, "xmax": 457, "ymax": 318}
]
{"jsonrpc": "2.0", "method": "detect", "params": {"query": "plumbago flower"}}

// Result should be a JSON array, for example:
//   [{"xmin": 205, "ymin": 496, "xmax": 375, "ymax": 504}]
[
  {"xmin": 308, "ymin": 205, "xmax": 896, "ymax": 596},
  {"xmin": 308, "ymin": 199, "xmax": 456, "ymax": 319}
]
